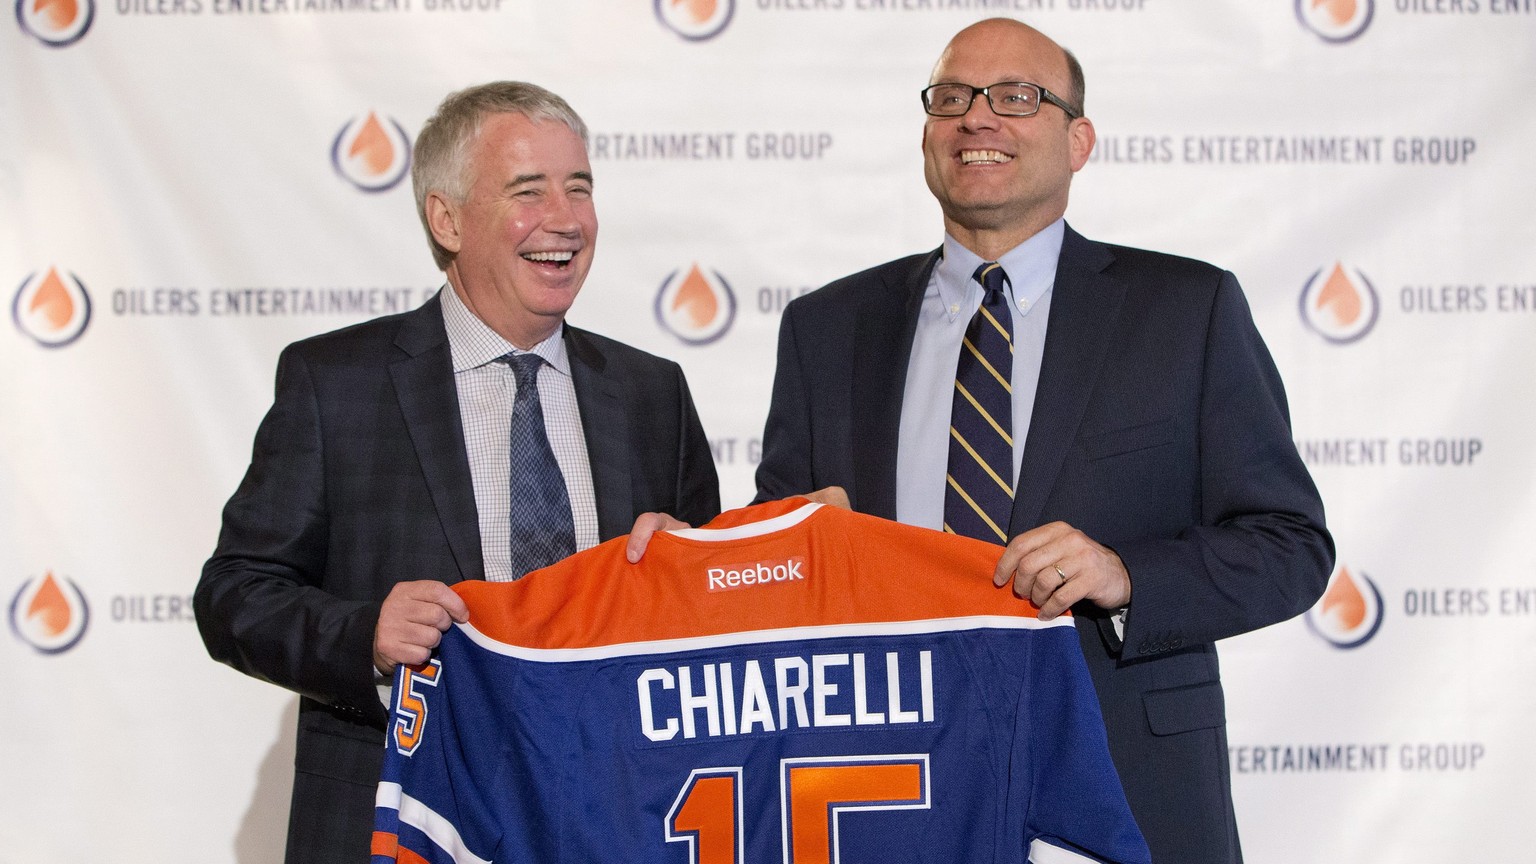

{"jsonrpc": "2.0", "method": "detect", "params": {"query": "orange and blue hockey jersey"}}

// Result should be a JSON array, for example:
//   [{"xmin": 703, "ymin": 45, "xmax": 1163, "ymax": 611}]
[{"xmin": 371, "ymin": 499, "xmax": 1150, "ymax": 864}]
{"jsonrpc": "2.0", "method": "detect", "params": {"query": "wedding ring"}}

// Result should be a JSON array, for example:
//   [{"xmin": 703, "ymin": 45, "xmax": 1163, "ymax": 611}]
[{"xmin": 1053, "ymin": 564, "xmax": 1068, "ymax": 584}]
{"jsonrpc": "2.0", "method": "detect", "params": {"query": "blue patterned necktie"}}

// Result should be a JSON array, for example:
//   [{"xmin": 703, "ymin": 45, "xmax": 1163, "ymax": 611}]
[
  {"xmin": 501, "ymin": 353, "xmax": 576, "ymax": 579},
  {"xmin": 943, "ymin": 262, "xmax": 1015, "ymax": 543}
]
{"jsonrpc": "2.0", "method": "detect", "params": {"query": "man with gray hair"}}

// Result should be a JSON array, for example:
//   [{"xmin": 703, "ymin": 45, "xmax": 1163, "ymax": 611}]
[{"xmin": 196, "ymin": 81, "xmax": 719, "ymax": 862}]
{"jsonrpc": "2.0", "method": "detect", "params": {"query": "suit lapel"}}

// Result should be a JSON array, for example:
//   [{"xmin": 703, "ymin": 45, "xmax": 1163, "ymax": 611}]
[
  {"xmin": 851, "ymin": 250, "xmax": 939, "ymax": 520},
  {"xmin": 1010, "ymin": 227, "xmax": 1125, "ymax": 534},
  {"xmin": 566, "ymin": 325, "xmax": 633, "ymax": 540},
  {"xmin": 390, "ymin": 294, "xmax": 483, "ymax": 583}
]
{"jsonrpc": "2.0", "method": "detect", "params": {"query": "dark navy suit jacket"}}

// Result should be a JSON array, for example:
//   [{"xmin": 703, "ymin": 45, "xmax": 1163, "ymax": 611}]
[
  {"xmin": 195, "ymin": 292, "xmax": 720, "ymax": 863},
  {"xmin": 755, "ymin": 226, "xmax": 1333, "ymax": 864}
]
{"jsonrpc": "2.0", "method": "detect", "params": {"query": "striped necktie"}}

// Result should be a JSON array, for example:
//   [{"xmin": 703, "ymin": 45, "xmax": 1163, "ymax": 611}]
[
  {"xmin": 943, "ymin": 262, "xmax": 1015, "ymax": 544},
  {"xmin": 501, "ymin": 353, "xmax": 576, "ymax": 579}
]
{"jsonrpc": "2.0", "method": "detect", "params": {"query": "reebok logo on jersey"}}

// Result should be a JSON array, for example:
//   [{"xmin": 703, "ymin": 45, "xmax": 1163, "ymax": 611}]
[{"xmin": 707, "ymin": 557, "xmax": 805, "ymax": 592}]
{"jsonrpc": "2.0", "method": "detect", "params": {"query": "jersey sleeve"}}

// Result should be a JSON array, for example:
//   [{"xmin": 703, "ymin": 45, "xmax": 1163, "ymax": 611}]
[
  {"xmin": 371, "ymin": 632, "xmax": 503, "ymax": 864},
  {"xmin": 1017, "ymin": 626, "xmax": 1152, "ymax": 864}
]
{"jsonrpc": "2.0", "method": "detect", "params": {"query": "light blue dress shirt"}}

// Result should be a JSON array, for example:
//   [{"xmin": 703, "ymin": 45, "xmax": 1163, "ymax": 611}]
[{"xmin": 895, "ymin": 219, "xmax": 1065, "ymax": 532}]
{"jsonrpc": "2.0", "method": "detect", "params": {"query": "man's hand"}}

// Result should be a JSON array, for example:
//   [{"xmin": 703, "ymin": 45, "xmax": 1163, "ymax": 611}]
[
  {"xmin": 625, "ymin": 487, "xmax": 851, "ymax": 564},
  {"xmin": 993, "ymin": 521, "xmax": 1131, "ymax": 620},
  {"xmin": 802, "ymin": 486, "xmax": 851, "ymax": 509},
  {"xmin": 625, "ymin": 512, "xmax": 692, "ymax": 563},
  {"xmin": 373, "ymin": 580, "xmax": 470, "ymax": 675}
]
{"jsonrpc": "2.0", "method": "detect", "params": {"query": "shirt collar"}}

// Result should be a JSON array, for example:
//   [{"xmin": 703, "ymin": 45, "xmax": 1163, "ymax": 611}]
[
  {"xmin": 935, "ymin": 218, "xmax": 1066, "ymax": 318},
  {"xmin": 439, "ymin": 283, "xmax": 571, "ymax": 376}
]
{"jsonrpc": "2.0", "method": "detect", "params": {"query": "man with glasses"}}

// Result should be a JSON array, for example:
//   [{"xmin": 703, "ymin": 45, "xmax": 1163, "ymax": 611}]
[{"xmin": 755, "ymin": 18, "xmax": 1332, "ymax": 863}]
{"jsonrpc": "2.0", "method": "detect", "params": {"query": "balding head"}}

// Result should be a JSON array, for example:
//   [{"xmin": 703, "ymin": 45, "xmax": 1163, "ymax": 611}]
[
  {"xmin": 933, "ymin": 18, "xmax": 1084, "ymax": 117},
  {"xmin": 920, "ymin": 18, "xmax": 1096, "ymax": 258}
]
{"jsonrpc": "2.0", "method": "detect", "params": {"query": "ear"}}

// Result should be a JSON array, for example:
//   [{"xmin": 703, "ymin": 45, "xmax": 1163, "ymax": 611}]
[
  {"xmin": 425, "ymin": 191, "xmax": 463, "ymax": 255},
  {"xmin": 1068, "ymin": 116, "xmax": 1096, "ymax": 173}
]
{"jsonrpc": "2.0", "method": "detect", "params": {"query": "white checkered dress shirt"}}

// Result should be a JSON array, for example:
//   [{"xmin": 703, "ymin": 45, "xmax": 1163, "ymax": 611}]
[{"xmin": 440, "ymin": 285, "xmax": 599, "ymax": 582}]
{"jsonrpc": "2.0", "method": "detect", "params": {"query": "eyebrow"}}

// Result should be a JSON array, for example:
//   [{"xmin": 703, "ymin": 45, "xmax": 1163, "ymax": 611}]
[{"xmin": 505, "ymin": 170, "xmax": 594, "ymax": 190}]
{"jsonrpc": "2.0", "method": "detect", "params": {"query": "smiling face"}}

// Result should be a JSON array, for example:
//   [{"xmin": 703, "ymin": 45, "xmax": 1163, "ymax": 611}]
[
  {"xmin": 921, "ymin": 19, "xmax": 1094, "ymax": 258},
  {"xmin": 428, "ymin": 111, "xmax": 597, "ymax": 348}
]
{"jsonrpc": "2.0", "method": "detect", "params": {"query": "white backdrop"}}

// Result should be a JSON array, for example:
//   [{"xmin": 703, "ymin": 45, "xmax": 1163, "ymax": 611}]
[{"xmin": 5, "ymin": 1, "xmax": 1536, "ymax": 861}]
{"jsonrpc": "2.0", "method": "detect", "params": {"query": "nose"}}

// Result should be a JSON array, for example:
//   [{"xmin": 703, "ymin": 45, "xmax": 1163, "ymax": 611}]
[
  {"xmin": 544, "ymin": 189, "xmax": 583, "ymax": 234},
  {"xmin": 958, "ymin": 89, "xmax": 1001, "ymax": 133}
]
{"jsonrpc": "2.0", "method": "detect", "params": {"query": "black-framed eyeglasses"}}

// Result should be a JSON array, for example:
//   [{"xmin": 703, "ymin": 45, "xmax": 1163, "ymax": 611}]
[{"xmin": 920, "ymin": 82, "xmax": 1082, "ymax": 120}]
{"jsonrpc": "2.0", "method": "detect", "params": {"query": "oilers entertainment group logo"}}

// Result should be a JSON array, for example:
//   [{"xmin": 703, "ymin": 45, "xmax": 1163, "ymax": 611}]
[
  {"xmin": 1306, "ymin": 565, "xmax": 1385, "ymax": 648},
  {"xmin": 1296, "ymin": 0, "xmax": 1374, "ymax": 42},
  {"xmin": 14, "ymin": 0, "xmax": 94, "ymax": 46},
  {"xmin": 655, "ymin": 263, "xmax": 736, "ymax": 345},
  {"xmin": 655, "ymin": 0, "xmax": 733, "ymax": 40},
  {"xmin": 8, "ymin": 572, "xmax": 91, "ymax": 654},
  {"xmin": 12, "ymin": 266, "xmax": 92, "ymax": 347},
  {"xmin": 1300, "ymin": 261, "xmax": 1379, "ymax": 344},
  {"xmin": 332, "ymin": 111, "xmax": 412, "ymax": 193}
]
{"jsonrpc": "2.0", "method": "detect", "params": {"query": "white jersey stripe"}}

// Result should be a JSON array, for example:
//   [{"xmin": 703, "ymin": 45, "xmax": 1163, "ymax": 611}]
[
  {"xmin": 376, "ymin": 782, "xmax": 493, "ymax": 864},
  {"xmin": 666, "ymin": 501, "xmax": 823, "ymax": 542},
  {"xmin": 1028, "ymin": 837, "xmax": 1106, "ymax": 864},
  {"xmin": 457, "ymin": 613, "xmax": 1075, "ymax": 664}
]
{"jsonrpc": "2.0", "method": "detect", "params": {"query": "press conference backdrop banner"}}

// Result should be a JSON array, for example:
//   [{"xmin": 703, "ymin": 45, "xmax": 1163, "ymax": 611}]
[{"xmin": 4, "ymin": 2, "xmax": 1534, "ymax": 861}]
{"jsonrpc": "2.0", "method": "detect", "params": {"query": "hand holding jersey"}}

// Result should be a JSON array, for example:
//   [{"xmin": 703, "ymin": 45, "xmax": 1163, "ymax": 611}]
[
  {"xmin": 373, "ymin": 581, "xmax": 471, "ymax": 675},
  {"xmin": 994, "ymin": 520, "xmax": 1132, "ymax": 621}
]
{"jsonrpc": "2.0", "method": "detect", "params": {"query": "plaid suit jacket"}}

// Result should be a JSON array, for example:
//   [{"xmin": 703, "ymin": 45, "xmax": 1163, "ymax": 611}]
[{"xmin": 195, "ymin": 291, "xmax": 719, "ymax": 863}]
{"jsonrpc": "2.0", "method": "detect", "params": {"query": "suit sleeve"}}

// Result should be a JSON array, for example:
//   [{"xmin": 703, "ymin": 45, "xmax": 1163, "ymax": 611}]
[
  {"xmin": 753, "ymin": 301, "xmax": 815, "ymax": 503},
  {"xmin": 1109, "ymin": 271, "xmax": 1334, "ymax": 656},
  {"xmin": 194, "ymin": 345, "xmax": 387, "ymax": 723}
]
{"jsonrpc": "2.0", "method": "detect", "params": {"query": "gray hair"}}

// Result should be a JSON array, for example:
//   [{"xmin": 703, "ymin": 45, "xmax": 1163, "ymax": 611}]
[
  {"xmin": 411, "ymin": 81, "xmax": 589, "ymax": 271},
  {"xmin": 1062, "ymin": 46, "xmax": 1086, "ymax": 117}
]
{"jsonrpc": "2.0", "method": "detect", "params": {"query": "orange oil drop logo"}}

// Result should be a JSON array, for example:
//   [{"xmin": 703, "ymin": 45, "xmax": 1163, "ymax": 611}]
[
  {"xmin": 1314, "ymin": 0, "xmax": 1356, "ymax": 25},
  {"xmin": 12, "ymin": 266, "xmax": 92, "ymax": 347},
  {"xmin": 8, "ymin": 571, "xmax": 91, "ymax": 654},
  {"xmin": 1314, "ymin": 263, "xmax": 1363, "ymax": 329},
  {"xmin": 27, "ymin": 573, "xmax": 74, "ymax": 637},
  {"xmin": 30, "ymin": 268, "xmax": 76, "ymax": 330},
  {"xmin": 673, "ymin": 264, "xmax": 720, "ymax": 329},
  {"xmin": 1299, "ymin": 261, "xmax": 1378, "ymax": 344},
  {"xmin": 654, "ymin": 0, "xmax": 733, "ymax": 41},
  {"xmin": 1306, "ymin": 565, "xmax": 1383, "ymax": 649},
  {"xmin": 331, "ymin": 112, "xmax": 412, "ymax": 193},
  {"xmin": 1295, "ymin": 0, "xmax": 1373, "ymax": 43},
  {"xmin": 1319, "ymin": 565, "xmax": 1367, "ymax": 631},
  {"xmin": 349, "ymin": 113, "xmax": 397, "ymax": 176},
  {"xmin": 655, "ymin": 263, "xmax": 736, "ymax": 346},
  {"xmin": 674, "ymin": 0, "xmax": 716, "ymax": 24},
  {"xmin": 35, "ymin": 0, "xmax": 76, "ymax": 29},
  {"xmin": 16, "ymin": 0, "xmax": 94, "ymax": 47}
]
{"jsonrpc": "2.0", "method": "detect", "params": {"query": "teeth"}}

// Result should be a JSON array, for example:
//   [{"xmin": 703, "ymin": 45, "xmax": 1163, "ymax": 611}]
[
  {"xmin": 961, "ymin": 150, "xmax": 1012, "ymax": 164},
  {"xmin": 522, "ymin": 251, "xmax": 575, "ymax": 262}
]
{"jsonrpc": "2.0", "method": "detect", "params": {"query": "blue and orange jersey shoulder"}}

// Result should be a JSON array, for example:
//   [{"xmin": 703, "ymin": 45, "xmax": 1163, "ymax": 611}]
[{"xmin": 457, "ymin": 499, "xmax": 1059, "ymax": 651}]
